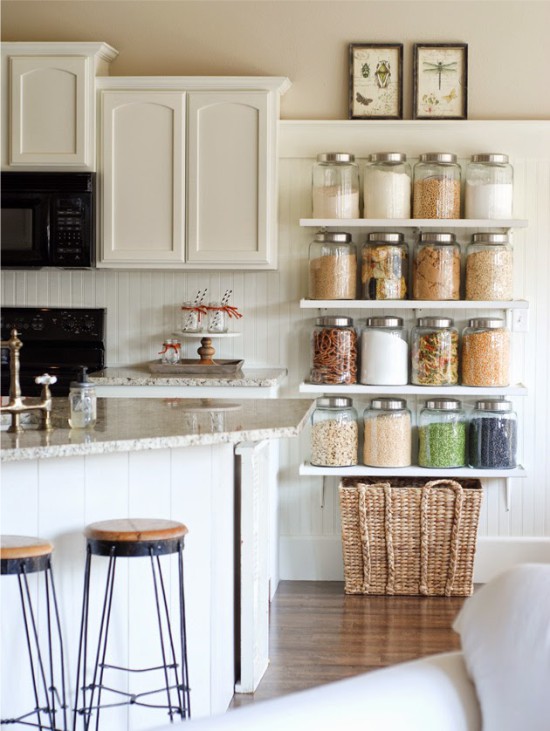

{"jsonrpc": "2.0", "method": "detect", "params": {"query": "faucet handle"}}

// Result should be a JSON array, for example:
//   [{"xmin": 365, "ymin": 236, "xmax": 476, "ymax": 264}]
[{"xmin": 35, "ymin": 373, "xmax": 58, "ymax": 386}]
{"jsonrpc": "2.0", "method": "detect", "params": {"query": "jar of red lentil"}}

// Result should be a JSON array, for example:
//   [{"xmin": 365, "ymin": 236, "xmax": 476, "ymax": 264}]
[{"xmin": 461, "ymin": 318, "xmax": 510, "ymax": 387}]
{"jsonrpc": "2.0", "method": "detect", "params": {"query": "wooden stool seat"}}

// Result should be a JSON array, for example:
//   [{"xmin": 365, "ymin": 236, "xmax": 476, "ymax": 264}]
[
  {"xmin": 0, "ymin": 535, "xmax": 53, "ymax": 561},
  {"xmin": 84, "ymin": 518, "xmax": 188, "ymax": 543}
]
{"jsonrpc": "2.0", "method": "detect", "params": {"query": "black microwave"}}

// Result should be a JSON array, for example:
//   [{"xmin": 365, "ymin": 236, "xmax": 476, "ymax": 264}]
[{"xmin": 1, "ymin": 172, "xmax": 95, "ymax": 268}]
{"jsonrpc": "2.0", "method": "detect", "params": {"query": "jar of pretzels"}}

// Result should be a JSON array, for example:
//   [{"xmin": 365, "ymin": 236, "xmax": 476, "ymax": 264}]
[{"xmin": 310, "ymin": 316, "xmax": 358, "ymax": 385}]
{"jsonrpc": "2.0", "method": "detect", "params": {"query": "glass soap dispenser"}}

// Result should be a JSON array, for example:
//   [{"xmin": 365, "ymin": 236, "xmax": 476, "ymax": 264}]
[{"xmin": 68, "ymin": 366, "xmax": 97, "ymax": 428}]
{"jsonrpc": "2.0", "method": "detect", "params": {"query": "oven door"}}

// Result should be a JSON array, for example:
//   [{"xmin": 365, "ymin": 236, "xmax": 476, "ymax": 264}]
[{"xmin": 1, "ymin": 193, "xmax": 50, "ymax": 267}]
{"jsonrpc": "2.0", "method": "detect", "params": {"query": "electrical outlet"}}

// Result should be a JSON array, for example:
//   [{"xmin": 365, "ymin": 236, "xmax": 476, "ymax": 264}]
[{"xmin": 512, "ymin": 309, "xmax": 529, "ymax": 332}]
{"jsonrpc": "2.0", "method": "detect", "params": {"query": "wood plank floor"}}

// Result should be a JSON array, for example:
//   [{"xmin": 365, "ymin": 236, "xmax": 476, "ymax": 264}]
[{"xmin": 231, "ymin": 580, "xmax": 466, "ymax": 708}]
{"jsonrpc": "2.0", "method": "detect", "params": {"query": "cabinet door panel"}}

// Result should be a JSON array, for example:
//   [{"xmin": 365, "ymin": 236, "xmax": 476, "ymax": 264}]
[
  {"xmin": 100, "ymin": 91, "xmax": 185, "ymax": 265},
  {"xmin": 187, "ymin": 91, "xmax": 275, "ymax": 268}
]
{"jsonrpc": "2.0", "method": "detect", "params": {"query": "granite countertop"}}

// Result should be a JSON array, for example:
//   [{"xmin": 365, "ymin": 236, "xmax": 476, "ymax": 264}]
[
  {"xmin": 0, "ymin": 397, "xmax": 313, "ymax": 462},
  {"xmin": 89, "ymin": 365, "xmax": 287, "ymax": 388}
]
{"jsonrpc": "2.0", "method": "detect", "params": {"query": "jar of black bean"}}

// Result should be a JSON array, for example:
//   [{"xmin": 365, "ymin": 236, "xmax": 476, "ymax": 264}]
[{"xmin": 469, "ymin": 399, "xmax": 517, "ymax": 469}]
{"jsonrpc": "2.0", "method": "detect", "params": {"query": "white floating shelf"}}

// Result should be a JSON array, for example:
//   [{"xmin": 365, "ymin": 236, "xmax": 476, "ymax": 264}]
[
  {"xmin": 299, "ymin": 462, "xmax": 527, "ymax": 479},
  {"xmin": 299, "ymin": 383, "xmax": 528, "ymax": 396},
  {"xmin": 173, "ymin": 331, "xmax": 241, "ymax": 338},
  {"xmin": 300, "ymin": 298, "xmax": 529, "ymax": 310},
  {"xmin": 300, "ymin": 218, "xmax": 528, "ymax": 229}
]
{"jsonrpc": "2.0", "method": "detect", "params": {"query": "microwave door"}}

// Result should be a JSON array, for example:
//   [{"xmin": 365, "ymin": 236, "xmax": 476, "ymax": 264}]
[{"xmin": 1, "ymin": 194, "xmax": 50, "ymax": 266}]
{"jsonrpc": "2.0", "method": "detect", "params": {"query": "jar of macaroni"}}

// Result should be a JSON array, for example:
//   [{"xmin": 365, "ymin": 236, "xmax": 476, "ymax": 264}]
[
  {"xmin": 461, "ymin": 318, "xmax": 510, "ymax": 387},
  {"xmin": 363, "ymin": 398, "xmax": 412, "ymax": 467},
  {"xmin": 465, "ymin": 153, "xmax": 513, "ymax": 219},
  {"xmin": 411, "ymin": 317, "xmax": 458, "ymax": 386},
  {"xmin": 361, "ymin": 232, "xmax": 408, "ymax": 300},
  {"xmin": 312, "ymin": 153, "xmax": 360, "ymax": 218},
  {"xmin": 465, "ymin": 233, "xmax": 513, "ymax": 301},
  {"xmin": 311, "ymin": 397, "xmax": 358, "ymax": 467},
  {"xmin": 413, "ymin": 153, "xmax": 461, "ymax": 219},
  {"xmin": 363, "ymin": 152, "xmax": 411, "ymax": 218}
]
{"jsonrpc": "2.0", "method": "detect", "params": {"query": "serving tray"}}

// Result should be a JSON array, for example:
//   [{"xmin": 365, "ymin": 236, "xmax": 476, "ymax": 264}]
[{"xmin": 148, "ymin": 359, "xmax": 244, "ymax": 376}]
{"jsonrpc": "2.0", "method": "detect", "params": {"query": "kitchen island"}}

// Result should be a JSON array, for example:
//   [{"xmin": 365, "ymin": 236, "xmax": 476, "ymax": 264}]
[{"xmin": 1, "ymin": 397, "xmax": 313, "ymax": 728}]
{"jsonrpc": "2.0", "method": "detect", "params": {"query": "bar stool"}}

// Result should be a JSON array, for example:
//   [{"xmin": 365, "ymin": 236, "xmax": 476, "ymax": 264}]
[
  {"xmin": 73, "ymin": 519, "xmax": 190, "ymax": 730},
  {"xmin": 0, "ymin": 535, "xmax": 67, "ymax": 731}
]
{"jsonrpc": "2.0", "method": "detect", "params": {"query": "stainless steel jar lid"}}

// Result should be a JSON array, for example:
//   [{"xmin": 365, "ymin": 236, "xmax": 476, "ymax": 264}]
[
  {"xmin": 365, "ymin": 316, "xmax": 404, "ymax": 328},
  {"xmin": 316, "ymin": 397, "xmax": 354, "ymax": 409},
  {"xmin": 467, "ymin": 318, "xmax": 506, "ymax": 329},
  {"xmin": 370, "ymin": 398, "xmax": 407, "ymax": 410},
  {"xmin": 418, "ymin": 152, "xmax": 458, "ymax": 164},
  {"xmin": 314, "ymin": 231, "xmax": 353, "ymax": 243},
  {"xmin": 471, "ymin": 233, "xmax": 510, "ymax": 245},
  {"xmin": 315, "ymin": 316, "xmax": 354, "ymax": 327},
  {"xmin": 317, "ymin": 152, "xmax": 356, "ymax": 163},
  {"xmin": 417, "ymin": 317, "xmax": 454, "ymax": 328},
  {"xmin": 419, "ymin": 232, "xmax": 456, "ymax": 244},
  {"xmin": 366, "ymin": 232, "xmax": 405, "ymax": 244},
  {"xmin": 425, "ymin": 398, "xmax": 462, "ymax": 410},
  {"xmin": 474, "ymin": 399, "xmax": 513, "ymax": 412},
  {"xmin": 470, "ymin": 153, "xmax": 509, "ymax": 164},
  {"xmin": 368, "ymin": 152, "xmax": 407, "ymax": 163}
]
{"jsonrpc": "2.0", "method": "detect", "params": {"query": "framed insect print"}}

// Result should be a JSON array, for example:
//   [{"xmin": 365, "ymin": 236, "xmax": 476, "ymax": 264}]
[
  {"xmin": 349, "ymin": 43, "xmax": 403, "ymax": 120},
  {"xmin": 413, "ymin": 43, "xmax": 468, "ymax": 119}
]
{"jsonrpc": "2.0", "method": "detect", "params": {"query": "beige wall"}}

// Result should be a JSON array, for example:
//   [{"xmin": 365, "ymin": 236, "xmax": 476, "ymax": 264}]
[{"xmin": 2, "ymin": 0, "xmax": 550, "ymax": 120}]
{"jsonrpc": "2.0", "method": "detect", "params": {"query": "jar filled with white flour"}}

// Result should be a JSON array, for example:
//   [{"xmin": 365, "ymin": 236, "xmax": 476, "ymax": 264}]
[
  {"xmin": 312, "ymin": 153, "xmax": 360, "ymax": 218},
  {"xmin": 465, "ymin": 153, "xmax": 513, "ymax": 219},
  {"xmin": 363, "ymin": 152, "xmax": 411, "ymax": 218},
  {"xmin": 360, "ymin": 317, "xmax": 408, "ymax": 385}
]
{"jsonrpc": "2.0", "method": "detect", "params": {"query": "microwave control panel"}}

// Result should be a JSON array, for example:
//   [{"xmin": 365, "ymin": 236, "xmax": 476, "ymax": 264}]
[{"xmin": 52, "ymin": 194, "xmax": 93, "ymax": 267}]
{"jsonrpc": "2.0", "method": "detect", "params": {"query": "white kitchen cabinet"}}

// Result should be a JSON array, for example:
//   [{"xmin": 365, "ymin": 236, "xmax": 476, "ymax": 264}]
[
  {"xmin": 1, "ymin": 42, "xmax": 117, "ymax": 170},
  {"xmin": 97, "ymin": 77, "xmax": 290, "ymax": 270}
]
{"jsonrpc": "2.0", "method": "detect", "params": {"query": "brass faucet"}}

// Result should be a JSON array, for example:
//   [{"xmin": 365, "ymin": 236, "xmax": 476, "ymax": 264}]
[{"xmin": 0, "ymin": 329, "xmax": 57, "ymax": 433}]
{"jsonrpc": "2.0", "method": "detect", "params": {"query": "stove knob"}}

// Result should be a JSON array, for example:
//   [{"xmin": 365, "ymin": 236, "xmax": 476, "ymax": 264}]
[
  {"xmin": 31, "ymin": 316, "xmax": 44, "ymax": 331},
  {"xmin": 61, "ymin": 313, "xmax": 78, "ymax": 333}
]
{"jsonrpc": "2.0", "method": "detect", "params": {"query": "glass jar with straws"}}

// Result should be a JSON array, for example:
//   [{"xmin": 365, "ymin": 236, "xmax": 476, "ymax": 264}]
[
  {"xmin": 207, "ymin": 290, "xmax": 242, "ymax": 333},
  {"xmin": 181, "ymin": 288, "xmax": 208, "ymax": 332}
]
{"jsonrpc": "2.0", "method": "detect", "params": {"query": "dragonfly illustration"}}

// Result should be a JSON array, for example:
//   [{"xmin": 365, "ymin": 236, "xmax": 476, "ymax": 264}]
[{"xmin": 423, "ymin": 60, "xmax": 457, "ymax": 90}]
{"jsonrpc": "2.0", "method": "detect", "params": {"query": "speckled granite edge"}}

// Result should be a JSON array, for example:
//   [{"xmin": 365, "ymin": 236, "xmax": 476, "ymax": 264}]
[{"xmin": 89, "ymin": 366, "xmax": 288, "ymax": 388}]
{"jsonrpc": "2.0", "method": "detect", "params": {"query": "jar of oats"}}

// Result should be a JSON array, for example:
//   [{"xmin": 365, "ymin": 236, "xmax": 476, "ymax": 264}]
[
  {"xmin": 361, "ymin": 232, "xmax": 409, "ymax": 300},
  {"xmin": 461, "ymin": 318, "xmax": 510, "ymax": 387},
  {"xmin": 411, "ymin": 317, "xmax": 459, "ymax": 386},
  {"xmin": 310, "ymin": 316, "xmax": 358, "ymax": 385},
  {"xmin": 413, "ymin": 153, "xmax": 461, "ymax": 219},
  {"xmin": 309, "ymin": 231, "xmax": 357, "ymax": 299},
  {"xmin": 413, "ymin": 232, "xmax": 461, "ymax": 300},
  {"xmin": 465, "ymin": 233, "xmax": 513, "ymax": 301},
  {"xmin": 312, "ymin": 153, "xmax": 360, "ymax": 218},
  {"xmin": 363, "ymin": 398, "xmax": 412, "ymax": 467},
  {"xmin": 311, "ymin": 397, "xmax": 358, "ymax": 467}
]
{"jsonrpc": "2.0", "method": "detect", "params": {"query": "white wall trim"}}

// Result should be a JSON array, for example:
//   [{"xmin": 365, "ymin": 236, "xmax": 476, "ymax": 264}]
[{"xmin": 279, "ymin": 535, "xmax": 550, "ymax": 585}]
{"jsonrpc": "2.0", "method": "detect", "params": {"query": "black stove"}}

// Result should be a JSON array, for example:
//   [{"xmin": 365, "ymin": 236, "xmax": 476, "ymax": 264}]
[{"xmin": 1, "ymin": 306, "xmax": 106, "ymax": 396}]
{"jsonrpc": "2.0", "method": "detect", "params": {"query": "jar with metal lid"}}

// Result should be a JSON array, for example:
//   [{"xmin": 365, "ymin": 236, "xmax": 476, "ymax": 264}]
[
  {"xmin": 363, "ymin": 398, "xmax": 412, "ymax": 467},
  {"xmin": 311, "ymin": 397, "xmax": 358, "ymax": 467},
  {"xmin": 465, "ymin": 233, "xmax": 513, "ymax": 301},
  {"xmin": 360, "ymin": 316, "xmax": 408, "ymax": 385},
  {"xmin": 309, "ymin": 231, "xmax": 357, "ymax": 299},
  {"xmin": 361, "ymin": 232, "xmax": 408, "ymax": 300},
  {"xmin": 461, "ymin": 318, "xmax": 510, "ymax": 387},
  {"xmin": 469, "ymin": 399, "xmax": 517, "ymax": 469},
  {"xmin": 310, "ymin": 316, "xmax": 358, "ymax": 385},
  {"xmin": 412, "ymin": 232, "xmax": 460, "ymax": 300},
  {"xmin": 312, "ymin": 153, "xmax": 360, "ymax": 218},
  {"xmin": 418, "ymin": 399, "xmax": 467, "ymax": 468},
  {"xmin": 411, "ymin": 317, "xmax": 458, "ymax": 386},
  {"xmin": 465, "ymin": 153, "xmax": 513, "ymax": 219},
  {"xmin": 363, "ymin": 152, "xmax": 412, "ymax": 218},
  {"xmin": 413, "ymin": 153, "xmax": 461, "ymax": 219}
]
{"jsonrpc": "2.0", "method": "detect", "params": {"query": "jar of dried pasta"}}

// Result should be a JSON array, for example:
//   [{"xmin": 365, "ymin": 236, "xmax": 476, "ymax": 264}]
[
  {"xmin": 309, "ymin": 231, "xmax": 357, "ymax": 299},
  {"xmin": 311, "ymin": 397, "xmax": 358, "ymax": 467},
  {"xmin": 310, "ymin": 316, "xmax": 358, "ymax": 385},
  {"xmin": 461, "ymin": 318, "xmax": 510, "ymax": 387},
  {"xmin": 312, "ymin": 153, "xmax": 360, "ymax": 218},
  {"xmin": 363, "ymin": 398, "xmax": 412, "ymax": 467},
  {"xmin": 411, "ymin": 317, "xmax": 458, "ymax": 386},
  {"xmin": 465, "ymin": 233, "xmax": 513, "ymax": 301},
  {"xmin": 361, "ymin": 232, "xmax": 408, "ymax": 300},
  {"xmin": 413, "ymin": 152, "xmax": 461, "ymax": 219},
  {"xmin": 412, "ymin": 232, "xmax": 461, "ymax": 300}
]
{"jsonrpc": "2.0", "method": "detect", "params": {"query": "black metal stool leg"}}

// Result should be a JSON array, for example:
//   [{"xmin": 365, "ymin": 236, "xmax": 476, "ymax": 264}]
[
  {"xmin": 177, "ymin": 540, "xmax": 191, "ymax": 719},
  {"xmin": 149, "ymin": 549, "xmax": 176, "ymax": 720},
  {"xmin": 18, "ymin": 571, "xmax": 48, "ymax": 730},
  {"xmin": 45, "ymin": 558, "xmax": 68, "ymax": 731},
  {"xmin": 73, "ymin": 546, "xmax": 92, "ymax": 731}
]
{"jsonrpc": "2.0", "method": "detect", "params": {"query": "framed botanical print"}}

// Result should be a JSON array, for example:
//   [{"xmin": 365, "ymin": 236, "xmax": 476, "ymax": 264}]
[
  {"xmin": 349, "ymin": 43, "xmax": 403, "ymax": 120},
  {"xmin": 413, "ymin": 43, "xmax": 468, "ymax": 119}
]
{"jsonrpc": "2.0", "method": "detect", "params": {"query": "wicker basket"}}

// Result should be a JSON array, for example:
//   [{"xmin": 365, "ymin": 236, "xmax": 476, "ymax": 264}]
[{"xmin": 339, "ymin": 477, "xmax": 483, "ymax": 597}]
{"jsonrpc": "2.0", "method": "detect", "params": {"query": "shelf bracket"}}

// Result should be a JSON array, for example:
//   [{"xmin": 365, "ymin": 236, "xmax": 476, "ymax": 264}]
[
  {"xmin": 505, "ymin": 478, "xmax": 512, "ymax": 512},
  {"xmin": 320, "ymin": 476, "xmax": 326, "ymax": 508}
]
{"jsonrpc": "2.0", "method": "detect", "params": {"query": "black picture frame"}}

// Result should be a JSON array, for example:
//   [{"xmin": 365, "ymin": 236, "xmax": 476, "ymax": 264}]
[
  {"xmin": 413, "ymin": 43, "xmax": 468, "ymax": 120},
  {"xmin": 349, "ymin": 43, "xmax": 403, "ymax": 120}
]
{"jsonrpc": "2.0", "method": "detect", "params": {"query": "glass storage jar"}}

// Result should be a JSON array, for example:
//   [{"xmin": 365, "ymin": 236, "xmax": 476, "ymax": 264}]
[
  {"xmin": 469, "ymin": 399, "xmax": 517, "ymax": 469},
  {"xmin": 363, "ymin": 152, "xmax": 412, "ymax": 218},
  {"xmin": 465, "ymin": 153, "xmax": 513, "ymax": 219},
  {"xmin": 418, "ymin": 398, "xmax": 467, "ymax": 468},
  {"xmin": 360, "ymin": 316, "xmax": 408, "ymax": 385},
  {"xmin": 412, "ymin": 232, "xmax": 460, "ymax": 300},
  {"xmin": 465, "ymin": 233, "xmax": 513, "ymax": 301},
  {"xmin": 361, "ymin": 232, "xmax": 408, "ymax": 300},
  {"xmin": 310, "ymin": 316, "xmax": 358, "ymax": 385},
  {"xmin": 363, "ymin": 398, "xmax": 412, "ymax": 467},
  {"xmin": 309, "ymin": 231, "xmax": 357, "ymax": 299},
  {"xmin": 411, "ymin": 317, "xmax": 458, "ymax": 386},
  {"xmin": 413, "ymin": 152, "xmax": 461, "ymax": 219},
  {"xmin": 311, "ymin": 397, "xmax": 358, "ymax": 467},
  {"xmin": 312, "ymin": 152, "xmax": 360, "ymax": 218},
  {"xmin": 159, "ymin": 338, "xmax": 181, "ymax": 364},
  {"xmin": 461, "ymin": 318, "xmax": 510, "ymax": 387},
  {"xmin": 207, "ymin": 304, "xmax": 228, "ymax": 333}
]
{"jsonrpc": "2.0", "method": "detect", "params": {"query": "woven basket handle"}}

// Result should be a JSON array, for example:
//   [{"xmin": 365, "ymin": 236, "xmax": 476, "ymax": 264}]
[
  {"xmin": 384, "ymin": 484, "xmax": 396, "ymax": 594},
  {"xmin": 420, "ymin": 480, "xmax": 464, "ymax": 596}
]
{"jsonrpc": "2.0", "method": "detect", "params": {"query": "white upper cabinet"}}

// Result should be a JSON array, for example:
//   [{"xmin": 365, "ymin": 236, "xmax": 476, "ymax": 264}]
[{"xmin": 1, "ymin": 42, "xmax": 117, "ymax": 170}]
